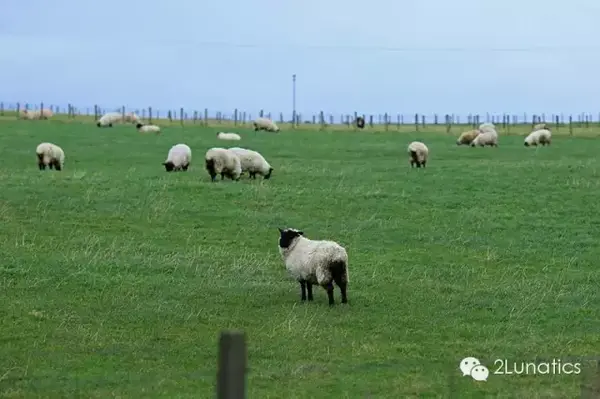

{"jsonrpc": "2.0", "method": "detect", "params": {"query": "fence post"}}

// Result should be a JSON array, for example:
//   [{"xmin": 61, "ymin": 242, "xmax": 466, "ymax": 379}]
[
  {"xmin": 0, "ymin": 102, "xmax": 3, "ymax": 116},
  {"xmin": 414, "ymin": 113, "xmax": 419, "ymax": 131},
  {"xmin": 569, "ymin": 115, "xmax": 573, "ymax": 136},
  {"xmin": 217, "ymin": 330, "xmax": 247, "ymax": 399},
  {"xmin": 180, "ymin": 107, "xmax": 184, "ymax": 126}
]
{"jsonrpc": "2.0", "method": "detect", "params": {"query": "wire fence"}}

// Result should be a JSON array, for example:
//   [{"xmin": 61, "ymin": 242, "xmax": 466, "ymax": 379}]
[{"xmin": 2, "ymin": 101, "xmax": 600, "ymax": 135}]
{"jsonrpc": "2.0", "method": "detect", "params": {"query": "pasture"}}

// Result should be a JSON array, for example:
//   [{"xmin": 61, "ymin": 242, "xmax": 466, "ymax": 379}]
[{"xmin": 1, "ymin": 119, "xmax": 599, "ymax": 398}]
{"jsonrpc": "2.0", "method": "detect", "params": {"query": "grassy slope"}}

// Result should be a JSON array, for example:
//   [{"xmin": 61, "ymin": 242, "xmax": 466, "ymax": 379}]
[{"xmin": 1, "ymin": 120, "xmax": 599, "ymax": 398}]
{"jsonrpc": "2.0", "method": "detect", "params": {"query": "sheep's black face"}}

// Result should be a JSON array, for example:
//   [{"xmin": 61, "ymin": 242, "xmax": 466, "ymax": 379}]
[
  {"xmin": 278, "ymin": 227, "xmax": 303, "ymax": 248},
  {"xmin": 163, "ymin": 161, "xmax": 175, "ymax": 172},
  {"xmin": 136, "ymin": 123, "xmax": 143, "ymax": 129}
]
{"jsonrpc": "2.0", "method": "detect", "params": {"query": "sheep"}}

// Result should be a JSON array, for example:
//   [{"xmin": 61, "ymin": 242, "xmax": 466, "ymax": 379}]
[
  {"xmin": 524, "ymin": 129, "xmax": 552, "ymax": 147},
  {"xmin": 163, "ymin": 144, "xmax": 191, "ymax": 172},
  {"xmin": 533, "ymin": 123, "xmax": 548, "ymax": 131},
  {"xmin": 277, "ymin": 227, "xmax": 349, "ymax": 306},
  {"xmin": 456, "ymin": 129, "xmax": 480, "ymax": 145},
  {"xmin": 204, "ymin": 147, "xmax": 242, "ymax": 181},
  {"xmin": 478, "ymin": 123, "xmax": 496, "ymax": 133},
  {"xmin": 253, "ymin": 117, "xmax": 280, "ymax": 132},
  {"xmin": 408, "ymin": 141, "xmax": 429, "ymax": 168},
  {"xmin": 228, "ymin": 147, "xmax": 273, "ymax": 179},
  {"xmin": 136, "ymin": 123, "xmax": 160, "ymax": 134},
  {"xmin": 96, "ymin": 112, "xmax": 139, "ymax": 127},
  {"xmin": 217, "ymin": 132, "xmax": 241, "ymax": 141},
  {"xmin": 22, "ymin": 109, "xmax": 53, "ymax": 120},
  {"xmin": 35, "ymin": 142, "xmax": 65, "ymax": 171},
  {"xmin": 471, "ymin": 130, "xmax": 498, "ymax": 147}
]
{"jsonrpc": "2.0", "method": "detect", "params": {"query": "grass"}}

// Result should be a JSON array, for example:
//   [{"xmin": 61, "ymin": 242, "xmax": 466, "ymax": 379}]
[{"xmin": 1, "ymin": 118, "xmax": 599, "ymax": 398}]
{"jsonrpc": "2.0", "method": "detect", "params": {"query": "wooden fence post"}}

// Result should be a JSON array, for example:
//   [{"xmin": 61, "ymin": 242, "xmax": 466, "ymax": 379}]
[{"xmin": 217, "ymin": 330, "xmax": 247, "ymax": 399}]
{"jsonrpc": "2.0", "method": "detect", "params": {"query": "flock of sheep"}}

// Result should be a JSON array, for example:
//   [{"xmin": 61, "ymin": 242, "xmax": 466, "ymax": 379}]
[{"xmin": 29, "ymin": 112, "xmax": 553, "ymax": 306}]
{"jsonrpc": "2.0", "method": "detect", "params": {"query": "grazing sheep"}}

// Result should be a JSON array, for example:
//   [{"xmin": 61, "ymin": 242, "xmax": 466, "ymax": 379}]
[
  {"xmin": 204, "ymin": 147, "xmax": 242, "ymax": 181},
  {"xmin": 471, "ymin": 130, "xmax": 498, "ymax": 147},
  {"xmin": 228, "ymin": 147, "xmax": 273, "ymax": 179},
  {"xmin": 524, "ymin": 129, "xmax": 552, "ymax": 147},
  {"xmin": 478, "ymin": 123, "xmax": 496, "ymax": 133},
  {"xmin": 277, "ymin": 227, "xmax": 349, "ymax": 306},
  {"xmin": 217, "ymin": 132, "xmax": 241, "ymax": 141},
  {"xmin": 533, "ymin": 123, "xmax": 547, "ymax": 131},
  {"xmin": 35, "ymin": 142, "xmax": 65, "ymax": 171},
  {"xmin": 96, "ymin": 112, "xmax": 139, "ymax": 127},
  {"xmin": 253, "ymin": 117, "xmax": 280, "ymax": 132},
  {"xmin": 22, "ymin": 109, "xmax": 53, "ymax": 120},
  {"xmin": 163, "ymin": 144, "xmax": 191, "ymax": 172},
  {"xmin": 136, "ymin": 123, "xmax": 160, "ymax": 134},
  {"xmin": 456, "ymin": 129, "xmax": 480, "ymax": 145},
  {"xmin": 408, "ymin": 141, "xmax": 429, "ymax": 168}
]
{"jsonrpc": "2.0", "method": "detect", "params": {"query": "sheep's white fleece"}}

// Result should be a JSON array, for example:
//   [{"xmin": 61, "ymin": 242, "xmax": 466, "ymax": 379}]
[
  {"xmin": 97, "ymin": 112, "xmax": 139, "ymax": 126},
  {"xmin": 217, "ymin": 132, "xmax": 241, "ymax": 141},
  {"xmin": 471, "ymin": 130, "xmax": 498, "ymax": 146},
  {"xmin": 138, "ymin": 124, "xmax": 160, "ymax": 134},
  {"xmin": 457, "ymin": 130, "xmax": 480, "ymax": 145},
  {"xmin": 23, "ymin": 109, "xmax": 53, "ymax": 120},
  {"xmin": 165, "ymin": 144, "xmax": 192, "ymax": 169},
  {"xmin": 228, "ymin": 147, "xmax": 272, "ymax": 177},
  {"xmin": 36, "ymin": 142, "xmax": 65, "ymax": 168},
  {"xmin": 478, "ymin": 123, "xmax": 496, "ymax": 133},
  {"xmin": 532, "ymin": 123, "xmax": 547, "ymax": 131},
  {"xmin": 254, "ymin": 117, "xmax": 280, "ymax": 132},
  {"xmin": 524, "ymin": 129, "xmax": 552, "ymax": 146},
  {"xmin": 204, "ymin": 147, "xmax": 242, "ymax": 180},
  {"xmin": 408, "ymin": 141, "xmax": 429, "ymax": 163},
  {"xmin": 279, "ymin": 232, "xmax": 349, "ymax": 285}
]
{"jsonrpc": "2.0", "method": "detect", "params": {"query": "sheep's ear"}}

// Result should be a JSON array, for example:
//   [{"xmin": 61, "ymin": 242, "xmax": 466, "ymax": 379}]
[
  {"xmin": 297, "ymin": 231, "xmax": 304, "ymax": 236},
  {"xmin": 278, "ymin": 227, "xmax": 284, "ymax": 233},
  {"xmin": 162, "ymin": 162, "xmax": 166, "ymax": 165}
]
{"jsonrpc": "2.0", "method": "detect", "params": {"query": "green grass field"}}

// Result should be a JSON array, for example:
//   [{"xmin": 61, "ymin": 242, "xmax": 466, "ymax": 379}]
[{"xmin": 1, "ymin": 119, "xmax": 599, "ymax": 398}]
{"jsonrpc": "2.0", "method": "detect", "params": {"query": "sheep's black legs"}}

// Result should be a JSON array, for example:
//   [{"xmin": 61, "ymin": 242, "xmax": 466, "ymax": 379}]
[
  {"xmin": 221, "ymin": 173, "xmax": 225, "ymax": 180},
  {"xmin": 300, "ymin": 280, "xmax": 307, "ymax": 301},
  {"xmin": 306, "ymin": 282, "xmax": 314, "ymax": 301},
  {"xmin": 324, "ymin": 282, "xmax": 335, "ymax": 306},
  {"xmin": 332, "ymin": 276, "xmax": 348, "ymax": 304},
  {"xmin": 38, "ymin": 163, "xmax": 45, "ymax": 170}
]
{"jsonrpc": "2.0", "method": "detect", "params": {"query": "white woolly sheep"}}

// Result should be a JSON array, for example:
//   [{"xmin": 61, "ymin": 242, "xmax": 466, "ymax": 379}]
[
  {"xmin": 408, "ymin": 141, "xmax": 429, "ymax": 168},
  {"xmin": 136, "ymin": 123, "xmax": 161, "ymax": 134},
  {"xmin": 96, "ymin": 112, "xmax": 139, "ymax": 127},
  {"xmin": 253, "ymin": 117, "xmax": 280, "ymax": 132},
  {"xmin": 163, "ymin": 144, "xmax": 192, "ymax": 172},
  {"xmin": 471, "ymin": 130, "xmax": 498, "ymax": 147},
  {"xmin": 228, "ymin": 147, "xmax": 273, "ymax": 179},
  {"xmin": 36, "ymin": 142, "xmax": 65, "ymax": 171},
  {"xmin": 524, "ymin": 129, "xmax": 552, "ymax": 147},
  {"xmin": 533, "ymin": 123, "xmax": 547, "ymax": 131},
  {"xmin": 277, "ymin": 227, "xmax": 349, "ymax": 306},
  {"xmin": 478, "ymin": 123, "xmax": 496, "ymax": 133},
  {"xmin": 22, "ymin": 109, "xmax": 53, "ymax": 120},
  {"xmin": 456, "ymin": 129, "xmax": 480, "ymax": 145},
  {"xmin": 216, "ymin": 132, "xmax": 241, "ymax": 141},
  {"xmin": 204, "ymin": 147, "xmax": 242, "ymax": 181}
]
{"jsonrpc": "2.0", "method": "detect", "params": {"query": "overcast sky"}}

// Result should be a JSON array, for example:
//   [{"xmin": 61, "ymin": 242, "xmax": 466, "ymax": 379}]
[{"xmin": 2, "ymin": 0, "xmax": 599, "ymax": 120}]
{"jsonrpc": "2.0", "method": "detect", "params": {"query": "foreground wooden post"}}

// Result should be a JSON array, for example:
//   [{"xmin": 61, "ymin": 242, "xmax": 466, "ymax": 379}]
[{"xmin": 217, "ymin": 330, "xmax": 247, "ymax": 399}]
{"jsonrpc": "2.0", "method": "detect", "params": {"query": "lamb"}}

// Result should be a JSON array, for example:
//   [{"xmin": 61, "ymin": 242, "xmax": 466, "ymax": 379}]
[
  {"xmin": 277, "ymin": 227, "xmax": 349, "ymax": 306},
  {"xmin": 96, "ymin": 112, "xmax": 139, "ymax": 127},
  {"xmin": 227, "ymin": 147, "xmax": 273, "ymax": 179},
  {"xmin": 524, "ymin": 129, "xmax": 552, "ymax": 147},
  {"xmin": 136, "ymin": 123, "xmax": 161, "ymax": 134},
  {"xmin": 22, "ymin": 109, "xmax": 53, "ymax": 120},
  {"xmin": 216, "ymin": 132, "xmax": 241, "ymax": 141},
  {"xmin": 408, "ymin": 141, "xmax": 429, "ymax": 168},
  {"xmin": 253, "ymin": 117, "xmax": 280, "ymax": 132},
  {"xmin": 35, "ymin": 142, "xmax": 65, "ymax": 171},
  {"xmin": 163, "ymin": 144, "xmax": 191, "ymax": 172},
  {"xmin": 456, "ymin": 129, "xmax": 480, "ymax": 145},
  {"xmin": 204, "ymin": 147, "xmax": 242, "ymax": 181},
  {"xmin": 471, "ymin": 130, "xmax": 498, "ymax": 147}
]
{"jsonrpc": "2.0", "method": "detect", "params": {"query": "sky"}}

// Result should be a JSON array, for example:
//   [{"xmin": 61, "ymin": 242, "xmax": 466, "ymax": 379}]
[{"xmin": 2, "ymin": 0, "xmax": 600, "ymax": 121}]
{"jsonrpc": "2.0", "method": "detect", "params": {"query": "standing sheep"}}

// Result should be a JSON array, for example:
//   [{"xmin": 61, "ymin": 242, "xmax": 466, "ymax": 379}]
[
  {"xmin": 35, "ymin": 142, "xmax": 65, "ymax": 171},
  {"xmin": 136, "ymin": 123, "xmax": 161, "ymax": 134},
  {"xmin": 277, "ymin": 227, "xmax": 349, "ymax": 306},
  {"xmin": 524, "ymin": 129, "xmax": 552, "ymax": 146},
  {"xmin": 456, "ymin": 129, "xmax": 480, "ymax": 146},
  {"xmin": 471, "ymin": 130, "xmax": 498, "ymax": 147},
  {"xmin": 217, "ymin": 132, "xmax": 241, "ymax": 141},
  {"xmin": 253, "ymin": 117, "xmax": 280, "ymax": 132},
  {"xmin": 22, "ymin": 109, "xmax": 53, "ymax": 120},
  {"xmin": 408, "ymin": 141, "xmax": 429, "ymax": 168},
  {"xmin": 204, "ymin": 148, "xmax": 242, "ymax": 181},
  {"xmin": 163, "ymin": 144, "xmax": 192, "ymax": 172},
  {"xmin": 228, "ymin": 147, "xmax": 273, "ymax": 179}
]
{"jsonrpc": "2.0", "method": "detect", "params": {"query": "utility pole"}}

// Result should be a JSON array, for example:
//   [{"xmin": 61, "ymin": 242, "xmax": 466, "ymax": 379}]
[{"xmin": 292, "ymin": 74, "xmax": 296, "ymax": 127}]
